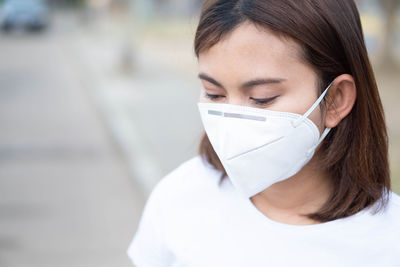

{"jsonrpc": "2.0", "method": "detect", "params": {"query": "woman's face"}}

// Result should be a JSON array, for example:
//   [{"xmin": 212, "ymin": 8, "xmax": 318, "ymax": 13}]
[{"xmin": 198, "ymin": 21, "xmax": 325, "ymax": 132}]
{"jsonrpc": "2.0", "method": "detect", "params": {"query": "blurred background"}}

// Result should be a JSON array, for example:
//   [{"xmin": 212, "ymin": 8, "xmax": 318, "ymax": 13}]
[{"xmin": 0, "ymin": 0, "xmax": 398, "ymax": 266}]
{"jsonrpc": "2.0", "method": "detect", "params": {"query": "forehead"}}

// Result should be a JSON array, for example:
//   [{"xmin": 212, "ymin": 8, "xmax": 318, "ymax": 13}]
[{"xmin": 198, "ymin": 21, "xmax": 305, "ymax": 75}]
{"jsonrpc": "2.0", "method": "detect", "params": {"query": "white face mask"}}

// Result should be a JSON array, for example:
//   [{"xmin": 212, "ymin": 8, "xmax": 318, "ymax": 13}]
[{"xmin": 198, "ymin": 81, "xmax": 334, "ymax": 198}]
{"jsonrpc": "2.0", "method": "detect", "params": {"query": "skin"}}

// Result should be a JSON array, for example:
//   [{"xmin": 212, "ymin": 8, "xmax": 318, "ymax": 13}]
[{"xmin": 198, "ymin": 21, "xmax": 357, "ymax": 225}]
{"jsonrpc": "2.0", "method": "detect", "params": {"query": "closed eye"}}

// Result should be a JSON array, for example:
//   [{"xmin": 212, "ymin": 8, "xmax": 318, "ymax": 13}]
[
  {"xmin": 250, "ymin": 95, "xmax": 279, "ymax": 106},
  {"xmin": 205, "ymin": 93, "xmax": 225, "ymax": 100}
]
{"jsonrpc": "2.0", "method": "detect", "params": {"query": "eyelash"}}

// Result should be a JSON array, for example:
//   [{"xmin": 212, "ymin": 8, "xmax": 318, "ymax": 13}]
[{"xmin": 204, "ymin": 93, "xmax": 279, "ymax": 106}]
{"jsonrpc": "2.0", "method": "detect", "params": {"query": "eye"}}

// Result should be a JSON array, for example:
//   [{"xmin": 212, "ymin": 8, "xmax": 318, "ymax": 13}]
[
  {"xmin": 204, "ymin": 93, "xmax": 225, "ymax": 101},
  {"xmin": 250, "ymin": 95, "xmax": 279, "ymax": 106}
]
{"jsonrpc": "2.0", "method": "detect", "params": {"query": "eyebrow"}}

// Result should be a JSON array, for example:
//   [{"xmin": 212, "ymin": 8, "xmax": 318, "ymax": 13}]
[{"xmin": 198, "ymin": 73, "xmax": 286, "ymax": 90}]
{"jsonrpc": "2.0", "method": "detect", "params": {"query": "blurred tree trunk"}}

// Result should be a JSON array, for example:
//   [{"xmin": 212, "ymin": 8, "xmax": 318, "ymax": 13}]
[{"xmin": 379, "ymin": 0, "xmax": 399, "ymax": 69}]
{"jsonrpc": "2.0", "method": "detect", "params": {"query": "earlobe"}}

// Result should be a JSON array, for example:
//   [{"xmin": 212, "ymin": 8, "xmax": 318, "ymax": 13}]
[{"xmin": 325, "ymin": 74, "xmax": 357, "ymax": 128}]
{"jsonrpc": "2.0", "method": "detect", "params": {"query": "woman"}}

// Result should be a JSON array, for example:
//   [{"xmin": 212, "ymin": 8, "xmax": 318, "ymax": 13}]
[{"xmin": 127, "ymin": 0, "xmax": 400, "ymax": 266}]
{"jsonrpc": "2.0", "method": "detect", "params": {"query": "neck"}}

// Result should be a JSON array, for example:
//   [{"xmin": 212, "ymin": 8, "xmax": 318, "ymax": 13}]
[{"xmin": 250, "ymin": 158, "xmax": 332, "ymax": 224}]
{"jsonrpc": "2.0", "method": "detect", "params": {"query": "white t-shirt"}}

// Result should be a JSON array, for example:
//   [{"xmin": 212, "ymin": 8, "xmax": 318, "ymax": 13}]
[{"xmin": 127, "ymin": 156, "xmax": 400, "ymax": 267}]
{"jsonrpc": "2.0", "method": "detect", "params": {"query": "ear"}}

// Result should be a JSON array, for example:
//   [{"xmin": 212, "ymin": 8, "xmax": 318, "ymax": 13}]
[{"xmin": 325, "ymin": 74, "xmax": 357, "ymax": 128}]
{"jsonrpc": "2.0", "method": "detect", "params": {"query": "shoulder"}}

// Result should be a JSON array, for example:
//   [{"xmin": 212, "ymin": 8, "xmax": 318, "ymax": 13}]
[
  {"xmin": 366, "ymin": 191, "xmax": 400, "ymax": 234},
  {"xmin": 162, "ymin": 155, "xmax": 220, "ymax": 184},
  {"xmin": 148, "ymin": 155, "xmax": 223, "ymax": 207},
  {"xmin": 138, "ymin": 155, "xmax": 225, "ymax": 239},
  {"xmin": 381, "ymin": 191, "xmax": 400, "ymax": 244},
  {"xmin": 390, "ymin": 191, "xmax": 400, "ymax": 205},
  {"xmin": 126, "ymin": 156, "xmax": 225, "ymax": 266},
  {"xmin": 371, "ymin": 190, "xmax": 400, "ymax": 218},
  {"xmin": 379, "ymin": 190, "xmax": 400, "ymax": 216},
  {"xmin": 387, "ymin": 191, "xmax": 400, "ymax": 215},
  {"xmin": 127, "ymin": 158, "xmax": 217, "ymax": 266}
]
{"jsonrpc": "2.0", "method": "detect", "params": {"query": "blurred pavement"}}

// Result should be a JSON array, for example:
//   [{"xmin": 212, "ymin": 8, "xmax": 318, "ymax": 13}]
[{"xmin": 0, "ymin": 12, "xmax": 146, "ymax": 267}]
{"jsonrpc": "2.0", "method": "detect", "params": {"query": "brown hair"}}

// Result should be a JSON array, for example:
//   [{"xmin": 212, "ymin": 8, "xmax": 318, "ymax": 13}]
[{"xmin": 194, "ymin": 0, "xmax": 391, "ymax": 222}]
